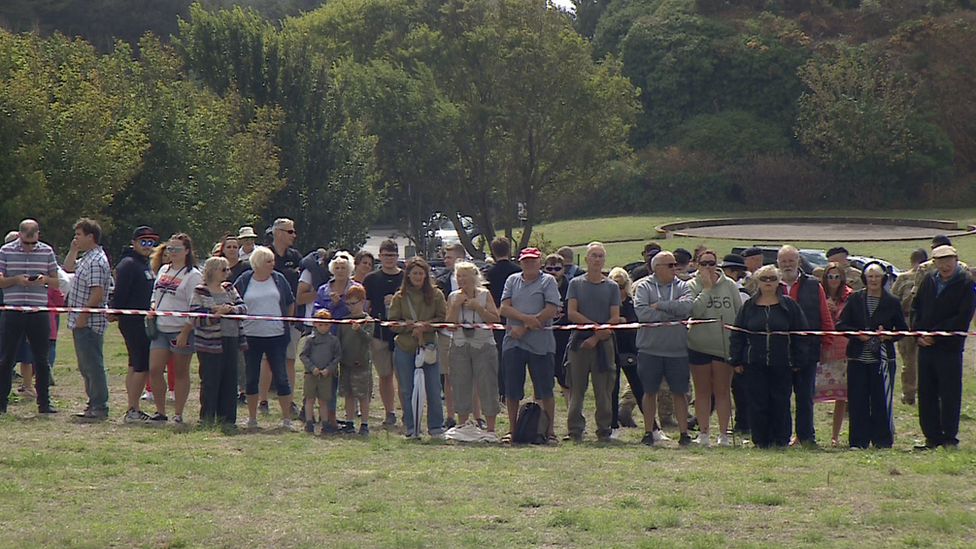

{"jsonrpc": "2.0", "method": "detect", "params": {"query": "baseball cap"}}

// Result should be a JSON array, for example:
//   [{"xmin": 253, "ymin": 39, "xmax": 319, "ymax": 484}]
[
  {"xmin": 742, "ymin": 247, "xmax": 763, "ymax": 258},
  {"xmin": 826, "ymin": 246, "xmax": 849, "ymax": 257},
  {"xmin": 931, "ymin": 234, "xmax": 951, "ymax": 248},
  {"xmin": 931, "ymin": 245, "xmax": 958, "ymax": 259},
  {"xmin": 132, "ymin": 226, "xmax": 158, "ymax": 240},
  {"xmin": 518, "ymin": 247, "xmax": 542, "ymax": 261}
]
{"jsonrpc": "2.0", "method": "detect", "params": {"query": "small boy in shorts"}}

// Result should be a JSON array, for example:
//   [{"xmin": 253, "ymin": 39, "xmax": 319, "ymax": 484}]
[
  {"xmin": 300, "ymin": 309, "xmax": 342, "ymax": 434},
  {"xmin": 336, "ymin": 285, "xmax": 373, "ymax": 436}
]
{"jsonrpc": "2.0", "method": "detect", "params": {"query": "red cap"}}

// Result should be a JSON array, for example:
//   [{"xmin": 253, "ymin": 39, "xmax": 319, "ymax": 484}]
[{"xmin": 518, "ymin": 247, "xmax": 542, "ymax": 261}]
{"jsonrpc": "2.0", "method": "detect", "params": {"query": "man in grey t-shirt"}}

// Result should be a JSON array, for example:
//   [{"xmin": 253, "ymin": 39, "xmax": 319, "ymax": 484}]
[
  {"xmin": 499, "ymin": 247, "xmax": 561, "ymax": 442},
  {"xmin": 566, "ymin": 242, "xmax": 621, "ymax": 442}
]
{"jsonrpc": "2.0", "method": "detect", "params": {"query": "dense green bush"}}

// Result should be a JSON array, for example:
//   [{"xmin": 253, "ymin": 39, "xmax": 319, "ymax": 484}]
[{"xmin": 670, "ymin": 110, "xmax": 792, "ymax": 161}]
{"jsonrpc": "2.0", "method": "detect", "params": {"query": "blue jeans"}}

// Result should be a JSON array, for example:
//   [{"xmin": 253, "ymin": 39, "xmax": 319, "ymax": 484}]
[
  {"xmin": 244, "ymin": 335, "xmax": 290, "ymax": 396},
  {"xmin": 393, "ymin": 347, "xmax": 444, "ymax": 436},
  {"xmin": 73, "ymin": 328, "xmax": 108, "ymax": 412}
]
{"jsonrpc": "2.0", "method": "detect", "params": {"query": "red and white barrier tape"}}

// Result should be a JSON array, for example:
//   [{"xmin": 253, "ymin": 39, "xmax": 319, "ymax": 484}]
[
  {"xmin": 724, "ymin": 326, "xmax": 973, "ymax": 338},
  {"xmin": 0, "ymin": 305, "xmax": 716, "ymax": 331}
]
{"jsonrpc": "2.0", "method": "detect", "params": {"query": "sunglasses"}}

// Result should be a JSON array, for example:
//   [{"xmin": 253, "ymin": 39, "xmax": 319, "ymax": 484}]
[
  {"xmin": 826, "ymin": 273, "xmax": 842, "ymax": 280},
  {"xmin": 166, "ymin": 246, "xmax": 185, "ymax": 252},
  {"xmin": 660, "ymin": 263, "xmax": 678, "ymax": 269},
  {"xmin": 277, "ymin": 228, "xmax": 297, "ymax": 235},
  {"xmin": 758, "ymin": 276, "xmax": 779, "ymax": 283},
  {"xmin": 139, "ymin": 239, "xmax": 156, "ymax": 247},
  {"xmin": 544, "ymin": 266, "xmax": 563, "ymax": 272},
  {"xmin": 698, "ymin": 261, "xmax": 717, "ymax": 267}
]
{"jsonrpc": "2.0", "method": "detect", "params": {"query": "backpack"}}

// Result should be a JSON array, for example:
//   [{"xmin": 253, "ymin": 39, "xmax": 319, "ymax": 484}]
[{"xmin": 512, "ymin": 402, "xmax": 548, "ymax": 444}]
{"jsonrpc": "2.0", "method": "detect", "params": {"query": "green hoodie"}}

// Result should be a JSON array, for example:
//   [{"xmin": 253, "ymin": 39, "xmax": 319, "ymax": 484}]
[{"xmin": 686, "ymin": 268, "xmax": 743, "ymax": 360}]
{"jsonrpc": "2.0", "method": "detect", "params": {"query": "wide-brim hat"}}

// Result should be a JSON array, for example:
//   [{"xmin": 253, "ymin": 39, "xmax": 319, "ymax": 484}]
[
  {"xmin": 237, "ymin": 226, "xmax": 258, "ymax": 239},
  {"xmin": 719, "ymin": 254, "xmax": 747, "ymax": 270}
]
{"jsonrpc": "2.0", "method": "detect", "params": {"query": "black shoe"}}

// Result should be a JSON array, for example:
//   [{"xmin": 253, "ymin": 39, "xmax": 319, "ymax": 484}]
[
  {"xmin": 678, "ymin": 433, "xmax": 692, "ymax": 446},
  {"xmin": 444, "ymin": 417, "xmax": 457, "ymax": 429},
  {"xmin": 37, "ymin": 405, "xmax": 59, "ymax": 414},
  {"xmin": 149, "ymin": 412, "xmax": 168, "ymax": 424},
  {"xmin": 359, "ymin": 424, "xmax": 369, "ymax": 436},
  {"xmin": 476, "ymin": 418, "xmax": 488, "ymax": 430},
  {"xmin": 304, "ymin": 420, "xmax": 315, "ymax": 433},
  {"xmin": 339, "ymin": 421, "xmax": 356, "ymax": 434},
  {"xmin": 74, "ymin": 408, "xmax": 108, "ymax": 421},
  {"xmin": 641, "ymin": 432, "xmax": 655, "ymax": 446},
  {"xmin": 238, "ymin": 392, "xmax": 247, "ymax": 405}
]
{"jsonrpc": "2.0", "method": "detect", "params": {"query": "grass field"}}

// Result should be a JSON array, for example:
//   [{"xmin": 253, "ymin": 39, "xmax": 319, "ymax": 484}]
[
  {"xmin": 533, "ymin": 209, "xmax": 976, "ymax": 269},
  {"xmin": 4, "ymin": 209, "xmax": 976, "ymax": 548}
]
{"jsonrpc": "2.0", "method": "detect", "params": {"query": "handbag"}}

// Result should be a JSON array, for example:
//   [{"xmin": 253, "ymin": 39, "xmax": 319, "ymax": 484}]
[{"xmin": 145, "ymin": 315, "xmax": 159, "ymax": 340}]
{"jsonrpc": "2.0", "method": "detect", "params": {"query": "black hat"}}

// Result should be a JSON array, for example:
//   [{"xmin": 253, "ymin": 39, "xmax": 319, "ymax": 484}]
[
  {"xmin": 719, "ymin": 254, "xmax": 746, "ymax": 270},
  {"xmin": 742, "ymin": 247, "xmax": 763, "ymax": 258},
  {"xmin": 826, "ymin": 246, "xmax": 849, "ymax": 257},
  {"xmin": 931, "ymin": 234, "xmax": 951, "ymax": 247},
  {"xmin": 132, "ymin": 226, "xmax": 158, "ymax": 240},
  {"xmin": 673, "ymin": 247, "xmax": 692, "ymax": 264}
]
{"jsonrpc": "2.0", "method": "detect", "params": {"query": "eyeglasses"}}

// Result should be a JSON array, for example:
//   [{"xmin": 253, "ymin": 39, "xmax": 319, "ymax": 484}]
[
  {"xmin": 277, "ymin": 228, "xmax": 297, "ymax": 235},
  {"xmin": 661, "ymin": 263, "xmax": 677, "ymax": 269},
  {"xmin": 826, "ymin": 273, "xmax": 842, "ymax": 280},
  {"xmin": 166, "ymin": 246, "xmax": 184, "ymax": 252},
  {"xmin": 758, "ymin": 276, "xmax": 779, "ymax": 283},
  {"xmin": 21, "ymin": 240, "xmax": 37, "ymax": 247},
  {"xmin": 698, "ymin": 261, "xmax": 717, "ymax": 267},
  {"xmin": 139, "ymin": 239, "xmax": 156, "ymax": 247},
  {"xmin": 544, "ymin": 266, "xmax": 563, "ymax": 272},
  {"xmin": 379, "ymin": 253, "xmax": 398, "ymax": 258}
]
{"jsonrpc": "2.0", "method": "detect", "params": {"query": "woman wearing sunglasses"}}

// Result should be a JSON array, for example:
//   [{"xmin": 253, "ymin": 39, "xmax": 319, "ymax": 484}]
[
  {"xmin": 729, "ymin": 264, "xmax": 808, "ymax": 448},
  {"xmin": 147, "ymin": 233, "xmax": 202, "ymax": 424},
  {"xmin": 817, "ymin": 262, "xmax": 852, "ymax": 445},
  {"xmin": 544, "ymin": 253, "xmax": 572, "ymax": 407},
  {"xmin": 687, "ymin": 249, "xmax": 742, "ymax": 447}
]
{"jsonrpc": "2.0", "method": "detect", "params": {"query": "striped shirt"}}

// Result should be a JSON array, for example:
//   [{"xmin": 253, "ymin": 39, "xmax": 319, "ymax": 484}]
[
  {"xmin": 858, "ymin": 295, "xmax": 881, "ymax": 363},
  {"xmin": 0, "ymin": 239, "xmax": 59, "ymax": 307},
  {"xmin": 67, "ymin": 247, "xmax": 113, "ymax": 334}
]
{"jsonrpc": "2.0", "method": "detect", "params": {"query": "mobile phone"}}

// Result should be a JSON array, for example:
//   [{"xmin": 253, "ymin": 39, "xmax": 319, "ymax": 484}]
[
  {"xmin": 27, "ymin": 274, "xmax": 40, "ymax": 281},
  {"xmin": 170, "ymin": 339, "xmax": 179, "ymax": 347}
]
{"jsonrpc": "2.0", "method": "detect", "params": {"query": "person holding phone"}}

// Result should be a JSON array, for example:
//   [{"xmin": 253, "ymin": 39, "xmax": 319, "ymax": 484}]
[{"xmin": 0, "ymin": 219, "xmax": 61, "ymax": 415}]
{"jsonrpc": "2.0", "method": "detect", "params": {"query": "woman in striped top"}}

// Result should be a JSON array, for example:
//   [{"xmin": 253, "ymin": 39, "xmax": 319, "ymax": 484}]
[
  {"xmin": 836, "ymin": 262, "xmax": 908, "ymax": 449},
  {"xmin": 190, "ymin": 257, "xmax": 247, "ymax": 425}
]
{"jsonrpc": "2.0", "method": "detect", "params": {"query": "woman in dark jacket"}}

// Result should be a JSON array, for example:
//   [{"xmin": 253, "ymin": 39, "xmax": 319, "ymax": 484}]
[
  {"xmin": 609, "ymin": 268, "xmax": 643, "ymax": 434},
  {"xmin": 729, "ymin": 264, "xmax": 809, "ymax": 448},
  {"xmin": 836, "ymin": 262, "xmax": 908, "ymax": 449}
]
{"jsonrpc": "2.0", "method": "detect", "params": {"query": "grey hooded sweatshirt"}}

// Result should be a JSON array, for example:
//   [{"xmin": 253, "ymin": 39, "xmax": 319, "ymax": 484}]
[{"xmin": 634, "ymin": 274, "xmax": 693, "ymax": 357}]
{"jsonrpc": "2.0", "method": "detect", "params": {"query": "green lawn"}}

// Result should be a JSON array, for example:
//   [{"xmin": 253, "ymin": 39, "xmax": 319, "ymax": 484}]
[
  {"xmin": 533, "ymin": 209, "xmax": 976, "ymax": 269},
  {"xmin": 1, "ymin": 324, "xmax": 975, "ymax": 548}
]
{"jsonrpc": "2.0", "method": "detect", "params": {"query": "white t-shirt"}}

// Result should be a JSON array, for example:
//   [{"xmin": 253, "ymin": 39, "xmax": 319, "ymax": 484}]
[
  {"xmin": 153, "ymin": 264, "xmax": 203, "ymax": 332},
  {"xmin": 299, "ymin": 270, "xmax": 316, "ymax": 325},
  {"xmin": 243, "ymin": 276, "xmax": 284, "ymax": 337}
]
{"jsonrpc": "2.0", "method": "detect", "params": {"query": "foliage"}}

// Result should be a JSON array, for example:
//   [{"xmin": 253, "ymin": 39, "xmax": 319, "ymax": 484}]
[
  {"xmin": 795, "ymin": 45, "xmax": 954, "ymax": 201},
  {"xmin": 0, "ymin": 29, "xmax": 283, "ymax": 253},
  {"xmin": 176, "ymin": 3, "xmax": 379, "ymax": 251},
  {"xmin": 670, "ymin": 110, "xmax": 791, "ymax": 161}
]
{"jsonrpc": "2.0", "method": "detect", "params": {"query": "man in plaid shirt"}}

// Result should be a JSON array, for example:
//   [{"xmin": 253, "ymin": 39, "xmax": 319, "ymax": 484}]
[
  {"xmin": 65, "ymin": 218, "xmax": 113, "ymax": 420},
  {"xmin": 0, "ymin": 219, "xmax": 61, "ymax": 415}
]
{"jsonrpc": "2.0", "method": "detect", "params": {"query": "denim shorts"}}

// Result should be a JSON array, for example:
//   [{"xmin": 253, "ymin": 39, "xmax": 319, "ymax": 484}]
[
  {"xmin": 502, "ymin": 346, "xmax": 555, "ymax": 401},
  {"xmin": 637, "ymin": 352, "xmax": 689, "ymax": 394},
  {"xmin": 150, "ymin": 330, "xmax": 195, "ymax": 355}
]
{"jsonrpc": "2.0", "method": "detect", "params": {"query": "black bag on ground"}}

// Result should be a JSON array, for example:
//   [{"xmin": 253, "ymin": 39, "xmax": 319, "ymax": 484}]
[{"xmin": 512, "ymin": 402, "xmax": 548, "ymax": 444}]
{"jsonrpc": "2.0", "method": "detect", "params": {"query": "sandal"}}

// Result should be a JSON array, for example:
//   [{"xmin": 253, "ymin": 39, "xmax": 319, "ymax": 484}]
[
  {"xmin": 547, "ymin": 433, "xmax": 559, "ymax": 445},
  {"xmin": 500, "ymin": 432, "xmax": 513, "ymax": 444}
]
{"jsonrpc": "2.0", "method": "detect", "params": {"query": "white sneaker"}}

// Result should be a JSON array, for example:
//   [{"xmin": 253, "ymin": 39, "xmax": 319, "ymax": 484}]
[
  {"xmin": 652, "ymin": 429, "xmax": 670, "ymax": 442},
  {"xmin": 167, "ymin": 391, "xmax": 176, "ymax": 402},
  {"xmin": 717, "ymin": 434, "xmax": 731, "ymax": 447},
  {"xmin": 610, "ymin": 428, "xmax": 620, "ymax": 440},
  {"xmin": 694, "ymin": 433, "xmax": 711, "ymax": 447},
  {"xmin": 281, "ymin": 418, "xmax": 293, "ymax": 429},
  {"xmin": 446, "ymin": 420, "xmax": 484, "ymax": 442},
  {"xmin": 124, "ymin": 408, "xmax": 151, "ymax": 424},
  {"xmin": 141, "ymin": 390, "xmax": 153, "ymax": 401},
  {"xmin": 246, "ymin": 418, "xmax": 258, "ymax": 429}
]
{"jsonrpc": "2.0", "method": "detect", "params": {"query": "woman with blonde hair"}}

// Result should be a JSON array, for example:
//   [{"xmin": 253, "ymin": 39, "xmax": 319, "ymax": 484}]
[
  {"xmin": 609, "ymin": 267, "xmax": 644, "ymax": 436},
  {"xmin": 444, "ymin": 261, "xmax": 502, "ymax": 441},
  {"xmin": 190, "ymin": 256, "xmax": 247, "ymax": 425}
]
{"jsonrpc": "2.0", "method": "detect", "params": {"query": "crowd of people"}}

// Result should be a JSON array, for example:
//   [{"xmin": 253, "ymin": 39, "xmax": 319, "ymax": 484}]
[{"xmin": 0, "ymin": 217, "xmax": 972, "ymax": 451}]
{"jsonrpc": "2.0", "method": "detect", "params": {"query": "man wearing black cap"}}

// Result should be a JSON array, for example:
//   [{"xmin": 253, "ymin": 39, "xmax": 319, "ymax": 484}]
[
  {"xmin": 826, "ymin": 246, "xmax": 863, "ymax": 291},
  {"xmin": 629, "ymin": 241, "xmax": 662, "ymax": 282},
  {"xmin": 111, "ymin": 226, "xmax": 158, "ymax": 423}
]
